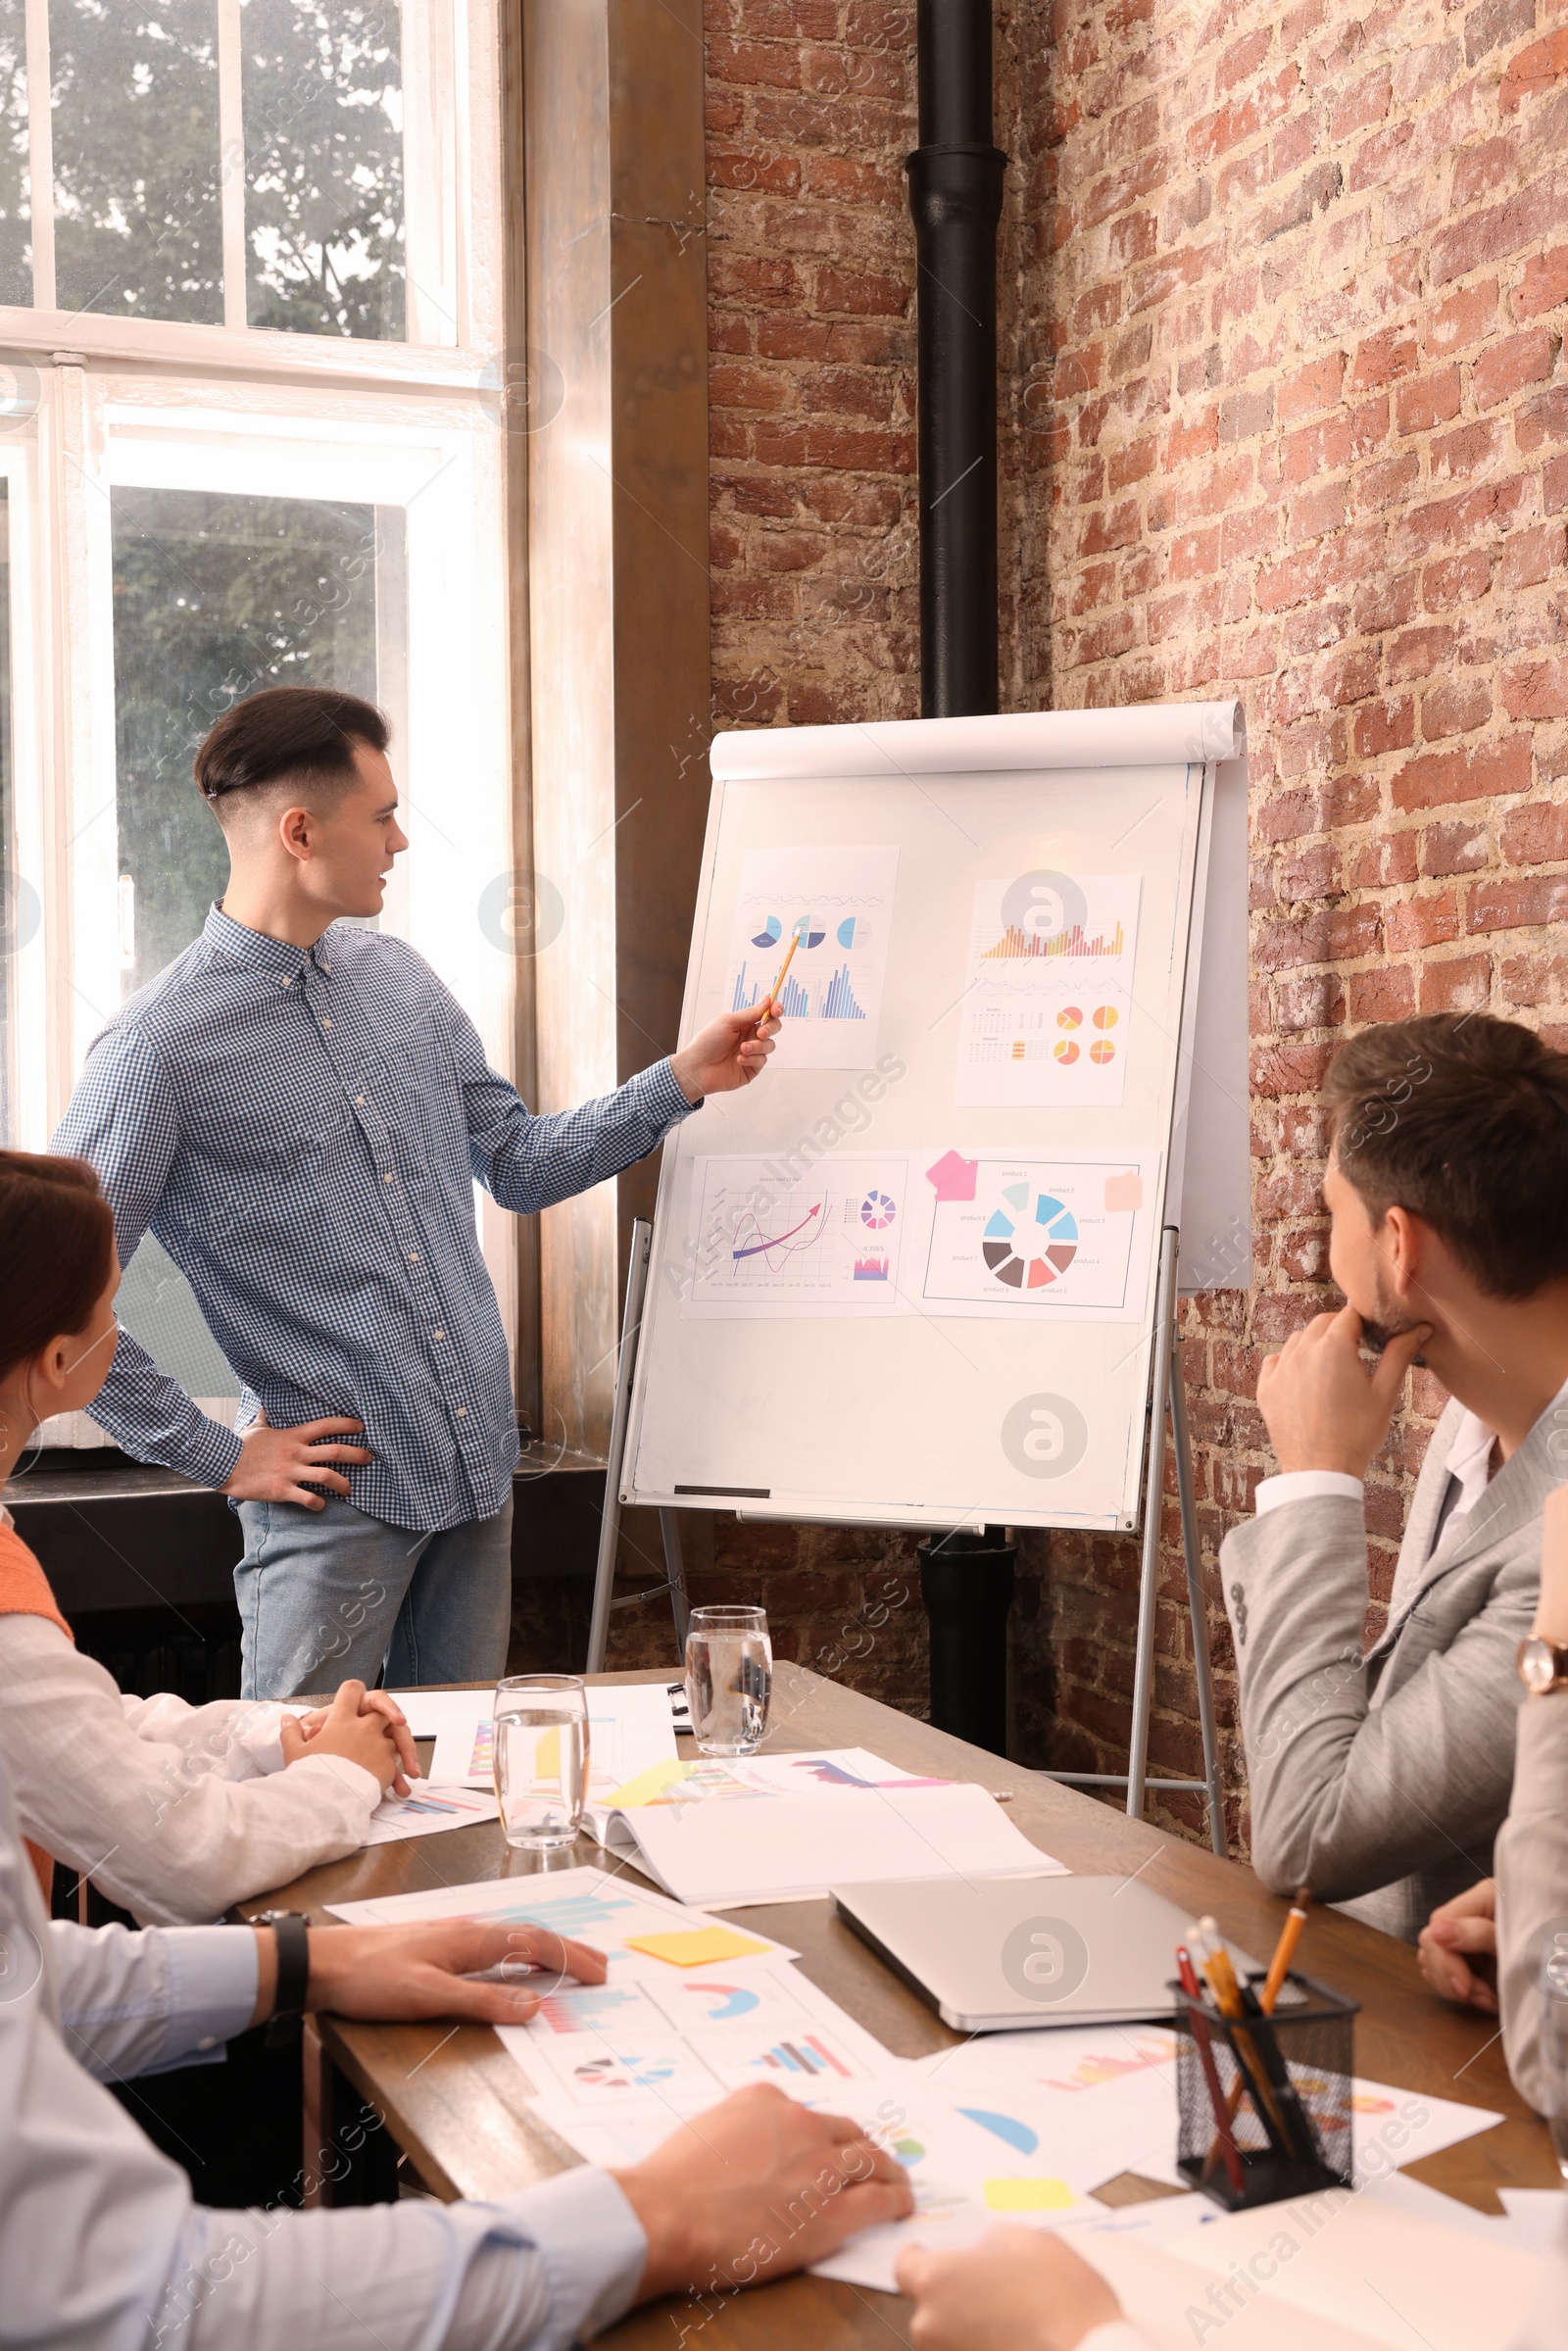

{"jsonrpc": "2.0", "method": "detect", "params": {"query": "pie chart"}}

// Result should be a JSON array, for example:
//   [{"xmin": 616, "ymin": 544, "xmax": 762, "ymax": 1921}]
[
  {"xmin": 981, "ymin": 1184, "xmax": 1080, "ymax": 1290},
  {"xmin": 860, "ymin": 1190, "xmax": 897, "ymax": 1230}
]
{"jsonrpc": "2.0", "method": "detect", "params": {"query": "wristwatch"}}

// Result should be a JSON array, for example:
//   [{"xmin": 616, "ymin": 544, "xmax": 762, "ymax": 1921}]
[
  {"xmin": 1517, "ymin": 1635, "xmax": 1568, "ymax": 1696},
  {"xmin": 254, "ymin": 1909, "xmax": 312, "ymax": 2046}
]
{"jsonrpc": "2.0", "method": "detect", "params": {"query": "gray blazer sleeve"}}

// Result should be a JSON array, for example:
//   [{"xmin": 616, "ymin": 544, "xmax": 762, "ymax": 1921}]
[
  {"xmin": 1496, "ymin": 1690, "xmax": 1568, "ymax": 2115},
  {"xmin": 1221, "ymin": 1496, "xmax": 1534, "ymax": 1905}
]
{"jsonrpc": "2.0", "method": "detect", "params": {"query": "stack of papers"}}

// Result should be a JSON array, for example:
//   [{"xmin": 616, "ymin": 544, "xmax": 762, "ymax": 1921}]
[{"xmin": 588, "ymin": 1746, "xmax": 1061, "ymax": 1905}]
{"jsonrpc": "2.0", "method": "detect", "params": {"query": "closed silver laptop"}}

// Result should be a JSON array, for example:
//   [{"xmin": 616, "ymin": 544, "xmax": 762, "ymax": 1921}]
[{"xmin": 832, "ymin": 1873, "xmax": 1264, "ymax": 2032}]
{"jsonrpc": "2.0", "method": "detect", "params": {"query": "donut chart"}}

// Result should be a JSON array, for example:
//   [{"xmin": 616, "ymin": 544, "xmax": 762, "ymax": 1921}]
[{"xmin": 980, "ymin": 1183, "xmax": 1080, "ymax": 1290}]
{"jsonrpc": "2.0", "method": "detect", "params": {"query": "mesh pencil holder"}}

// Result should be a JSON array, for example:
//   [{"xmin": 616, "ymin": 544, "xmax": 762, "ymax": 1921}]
[{"xmin": 1170, "ymin": 1971, "xmax": 1358, "ymax": 2211}]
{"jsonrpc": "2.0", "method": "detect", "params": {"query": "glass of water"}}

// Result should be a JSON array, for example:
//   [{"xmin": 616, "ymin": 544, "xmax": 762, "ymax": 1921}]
[
  {"xmin": 685, "ymin": 1605, "xmax": 772, "ymax": 1757},
  {"xmin": 493, "ymin": 1675, "xmax": 590, "ymax": 1850}
]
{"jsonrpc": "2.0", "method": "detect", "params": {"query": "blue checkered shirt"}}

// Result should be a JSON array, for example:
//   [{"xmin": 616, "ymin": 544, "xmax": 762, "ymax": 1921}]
[{"xmin": 52, "ymin": 905, "xmax": 695, "ymax": 1531}]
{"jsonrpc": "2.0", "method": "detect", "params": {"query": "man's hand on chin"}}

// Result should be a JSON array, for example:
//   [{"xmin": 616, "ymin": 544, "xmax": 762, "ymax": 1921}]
[
  {"xmin": 1255, "ymin": 1303, "xmax": 1431, "ymax": 1479},
  {"xmin": 670, "ymin": 1007, "xmax": 782, "ymax": 1102}
]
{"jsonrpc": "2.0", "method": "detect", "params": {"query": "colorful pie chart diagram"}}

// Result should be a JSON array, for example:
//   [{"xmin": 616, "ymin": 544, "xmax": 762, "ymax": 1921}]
[
  {"xmin": 1090, "ymin": 1039, "xmax": 1115, "ymax": 1063},
  {"xmin": 860, "ymin": 1189, "xmax": 897, "ymax": 1230},
  {"xmin": 751, "ymin": 915, "xmax": 782, "ymax": 949},
  {"xmin": 1054, "ymin": 1040, "xmax": 1079, "ymax": 1064},
  {"xmin": 1056, "ymin": 1005, "xmax": 1082, "ymax": 1029},
  {"xmin": 981, "ymin": 1184, "xmax": 1080, "ymax": 1290},
  {"xmin": 1092, "ymin": 1004, "xmax": 1117, "ymax": 1028}
]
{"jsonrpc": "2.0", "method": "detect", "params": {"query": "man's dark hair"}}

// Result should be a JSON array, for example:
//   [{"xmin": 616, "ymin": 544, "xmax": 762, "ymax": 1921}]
[
  {"xmin": 194, "ymin": 685, "xmax": 389, "ymax": 809},
  {"xmin": 1325, "ymin": 1012, "xmax": 1568, "ymax": 1298}
]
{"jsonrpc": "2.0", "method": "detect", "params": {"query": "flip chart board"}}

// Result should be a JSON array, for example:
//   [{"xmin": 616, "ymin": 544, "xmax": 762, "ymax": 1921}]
[{"xmin": 622, "ymin": 705, "xmax": 1250, "ymax": 1532}]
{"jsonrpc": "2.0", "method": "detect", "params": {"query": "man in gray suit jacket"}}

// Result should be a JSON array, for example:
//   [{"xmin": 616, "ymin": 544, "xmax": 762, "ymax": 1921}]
[{"xmin": 1221, "ymin": 1012, "xmax": 1568, "ymax": 1941}]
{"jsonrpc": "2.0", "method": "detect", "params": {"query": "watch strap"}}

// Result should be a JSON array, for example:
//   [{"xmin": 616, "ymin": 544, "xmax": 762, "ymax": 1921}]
[{"xmin": 258, "ymin": 1911, "xmax": 311, "ymax": 2046}]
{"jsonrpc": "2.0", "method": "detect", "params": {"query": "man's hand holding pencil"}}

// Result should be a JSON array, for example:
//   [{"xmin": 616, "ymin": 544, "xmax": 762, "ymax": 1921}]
[{"xmin": 669, "ymin": 934, "xmax": 793, "ymax": 1102}]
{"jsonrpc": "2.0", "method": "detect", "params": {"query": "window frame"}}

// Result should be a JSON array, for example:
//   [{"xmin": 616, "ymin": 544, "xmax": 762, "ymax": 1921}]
[{"xmin": 0, "ymin": 0, "xmax": 526, "ymax": 1447}]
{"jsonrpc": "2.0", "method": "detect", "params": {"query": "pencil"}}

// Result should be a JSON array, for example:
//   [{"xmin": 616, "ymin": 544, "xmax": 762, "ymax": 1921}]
[
  {"xmin": 760, "ymin": 929, "xmax": 801, "ymax": 1022},
  {"xmin": 1193, "ymin": 1918, "xmax": 1295, "ymax": 2159},
  {"xmin": 1177, "ymin": 1943, "xmax": 1246, "ymax": 2193},
  {"xmin": 1259, "ymin": 1887, "xmax": 1312, "ymax": 2012}
]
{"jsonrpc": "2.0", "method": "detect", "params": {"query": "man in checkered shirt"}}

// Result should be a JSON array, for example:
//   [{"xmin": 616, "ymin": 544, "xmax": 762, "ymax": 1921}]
[{"xmin": 54, "ymin": 686, "xmax": 779, "ymax": 1699}]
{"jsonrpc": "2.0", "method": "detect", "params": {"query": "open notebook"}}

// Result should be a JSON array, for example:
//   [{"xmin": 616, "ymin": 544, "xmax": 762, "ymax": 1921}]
[{"xmin": 587, "ymin": 1748, "xmax": 1060, "ymax": 1906}]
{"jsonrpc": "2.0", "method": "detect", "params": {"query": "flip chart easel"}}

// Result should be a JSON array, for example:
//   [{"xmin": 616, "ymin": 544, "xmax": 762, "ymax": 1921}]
[{"xmin": 587, "ymin": 705, "xmax": 1250, "ymax": 1851}]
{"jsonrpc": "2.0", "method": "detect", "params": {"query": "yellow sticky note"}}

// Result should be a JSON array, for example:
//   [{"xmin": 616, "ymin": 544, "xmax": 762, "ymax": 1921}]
[
  {"xmin": 983, "ymin": 2178, "xmax": 1077, "ymax": 2212},
  {"xmin": 624, "ymin": 1927, "xmax": 773, "ymax": 1968}
]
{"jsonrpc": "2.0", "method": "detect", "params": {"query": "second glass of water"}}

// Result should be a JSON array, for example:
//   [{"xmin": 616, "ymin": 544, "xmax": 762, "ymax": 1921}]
[
  {"xmin": 685, "ymin": 1604, "xmax": 772, "ymax": 1757},
  {"xmin": 493, "ymin": 1674, "xmax": 590, "ymax": 1850}
]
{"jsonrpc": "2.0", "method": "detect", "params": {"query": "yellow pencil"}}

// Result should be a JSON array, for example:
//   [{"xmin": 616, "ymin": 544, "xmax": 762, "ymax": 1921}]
[
  {"xmin": 760, "ymin": 928, "xmax": 801, "ymax": 1020},
  {"xmin": 1202, "ymin": 1886, "xmax": 1312, "ymax": 2175}
]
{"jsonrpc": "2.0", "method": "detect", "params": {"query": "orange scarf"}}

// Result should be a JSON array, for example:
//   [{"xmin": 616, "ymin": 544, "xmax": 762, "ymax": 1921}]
[{"xmin": 0, "ymin": 1520, "xmax": 74, "ymax": 1907}]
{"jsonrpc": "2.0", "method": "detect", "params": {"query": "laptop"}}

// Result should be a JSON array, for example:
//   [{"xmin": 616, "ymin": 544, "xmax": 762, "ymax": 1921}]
[{"xmin": 832, "ymin": 1873, "xmax": 1265, "ymax": 2032}]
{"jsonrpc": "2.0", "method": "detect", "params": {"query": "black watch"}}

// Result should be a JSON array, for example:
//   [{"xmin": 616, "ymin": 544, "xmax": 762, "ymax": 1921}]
[{"xmin": 254, "ymin": 1910, "xmax": 311, "ymax": 2046}]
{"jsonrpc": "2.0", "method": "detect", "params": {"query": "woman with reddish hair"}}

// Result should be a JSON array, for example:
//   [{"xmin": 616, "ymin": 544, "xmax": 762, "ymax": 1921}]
[{"xmin": 0, "ymin": 1148, "xmax": 411, "ymax": 1925}]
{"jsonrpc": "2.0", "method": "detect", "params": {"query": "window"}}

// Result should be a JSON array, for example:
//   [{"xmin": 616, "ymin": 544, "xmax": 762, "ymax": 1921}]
[
  {"xmin": 0, "ymin": 0, "xmax": 514, "ymax": 1445},
  {"xmin": 1, "ymin": 2, "xmax": 415, "ymax": 338}
]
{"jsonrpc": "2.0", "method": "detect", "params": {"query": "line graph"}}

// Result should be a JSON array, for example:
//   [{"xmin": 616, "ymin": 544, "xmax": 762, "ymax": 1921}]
[{"xmin": 687, "ymin": 1155, "xmax": 909, "ymax": 1313}]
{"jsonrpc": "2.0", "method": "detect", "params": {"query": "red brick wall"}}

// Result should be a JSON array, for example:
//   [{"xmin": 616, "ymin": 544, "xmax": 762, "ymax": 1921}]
[
  {"xmin": 1032, "ymin": 0, "xmax": 1568, "ymax": 1842},
  {"xmin": 605, "ymin": 3, "xmax": 1568, "ymax": 1852}
]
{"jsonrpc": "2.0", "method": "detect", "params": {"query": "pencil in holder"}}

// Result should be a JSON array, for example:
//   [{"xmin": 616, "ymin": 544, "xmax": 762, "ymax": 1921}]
[{"xmin": 1170, "ymin": 1971, "xmax": 1358, "ymax": 2211}]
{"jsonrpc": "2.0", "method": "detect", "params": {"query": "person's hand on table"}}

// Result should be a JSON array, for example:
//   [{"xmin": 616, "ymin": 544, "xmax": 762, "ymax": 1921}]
[
  {"xmin": 221, "ymin": 1405, "xmax": 373, "ymax": 1510},
  {"xmin": 611, "ymin": 2083, "xmax": 914, "ymax": 2299},
  {"xmin": 1255, "ymin": 1304, "xmax": 1430, "ymax": 1479},
  {"xmin": 896, "ymin": 2230, "xmax": 1123, "ymax": 2351},
  {"xmin": 1417, "ymin": 1878, "xmax": 1498, "ymax": 2013},
  {"xmin": 248, "ymin": 1919, "xmax": 608, "ymax": 2031},
  {"xmin": 293, "ymin": 1684, "xmax": 418, "ymax": 1795},
  {"xmin": 669, "ymin": 1006, "xmax": 781, "ymax": 1102},
  {"xmin": 279, "ymin": 1679, "xmax": 409, "ymax": 1796}
]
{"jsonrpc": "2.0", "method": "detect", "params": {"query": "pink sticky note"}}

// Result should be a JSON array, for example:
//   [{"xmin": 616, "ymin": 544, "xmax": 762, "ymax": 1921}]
[
  {"xmin": 925, "ymin": 1150, "xmax": 979, "ymax": 1201},
  {"xmin": 1104, "ymin": 1171, "xmax": 1144, "ymax": 1212}
]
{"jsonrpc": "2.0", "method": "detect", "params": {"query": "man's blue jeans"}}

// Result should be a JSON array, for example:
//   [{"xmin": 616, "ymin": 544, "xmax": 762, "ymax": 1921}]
[{"xmin": 234, "ymin": 1494, "xmax": 514, "ymax": 1699}]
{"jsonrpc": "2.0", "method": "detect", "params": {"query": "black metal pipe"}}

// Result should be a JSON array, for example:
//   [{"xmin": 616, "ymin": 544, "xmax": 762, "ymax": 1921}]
[{"xmin": 906, "ymin": 0, "xmax": 1007, "ymax": 717}]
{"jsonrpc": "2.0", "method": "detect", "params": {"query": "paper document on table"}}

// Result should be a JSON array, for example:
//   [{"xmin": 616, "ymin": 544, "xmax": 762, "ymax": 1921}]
[
  {"xmin": 431, "ymin": 1680, "xmax": 678, "ymax": 1795},
  {"xmin": 502, "ymin": 1952, "xmax": 902, "ymax": 2127},
  {"xmin": 528, "ymin": 2057, "xmax": 1210, "ymax": 2293},
  {"xmin": 906, "ymin": 2027, "xmax": 1504, "ymax": 2190},
  {"xmin": 1152, "ymin": 2184, "xmax": 1544, "ymax": 2351},
  {"xmin": 383, "ymin": 1687, "xmax": 496, "ymax": 1744},
  {"xmin": 324, "ymin": 1862, "xmax": 798, "ymax": 1961},
  {"xmin": 598, "ymin": 1781, "xmax": 1061, "ymax": 1907},
  {"xmin": 359, "ymin": 1782, "xmax": 499, "ymax": 1845},
  {"xmin": 585, "ymin": 1745, "xmax": 956, "ymax": 1837}
]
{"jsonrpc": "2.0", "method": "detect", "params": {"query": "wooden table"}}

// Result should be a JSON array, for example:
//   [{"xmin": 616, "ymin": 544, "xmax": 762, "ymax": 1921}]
[{"xmin": 245, "ymin": 1665, "xmax": 1559, "ymax": 2347}]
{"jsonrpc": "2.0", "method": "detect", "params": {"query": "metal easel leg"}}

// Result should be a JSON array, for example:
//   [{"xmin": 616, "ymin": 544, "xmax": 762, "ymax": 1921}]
[
  {"xmin": 586, "ymin": 1221, "xmax": 654, "ymax": 1674},
  {"xmin": 659, "ymin": 1509, "xmax": 692, "ymax": 1655},
  {"xmin": 1169, "ymin": 1320, "xmax": 1227, "ymax": 1858},
  {"xmin": 1126, "ymin": 1225, "xmax": 1180, "ymax": 1823},
  {"xmin": 1041, "ymin": 1226, "xmax": 1225, "ymax": 1850}
]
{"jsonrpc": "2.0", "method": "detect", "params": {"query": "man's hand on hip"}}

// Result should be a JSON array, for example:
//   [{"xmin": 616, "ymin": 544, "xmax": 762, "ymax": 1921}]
[
  {"xmin": 670, "ymin": 1007, "xmax": 781, "ymax": 1102},
  {"xmin": 1255, "ymin": 1303, "xmax": 1429, "ymax": 1478},
  {"xmin": 221, "ymin": 1407, "xmax": 372, "ymax": 1510}
]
